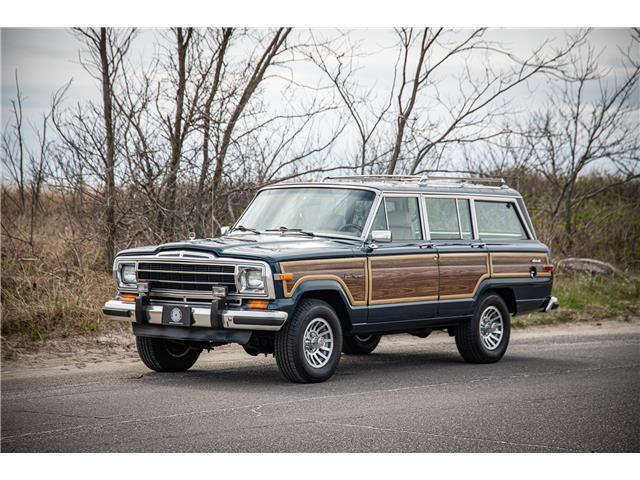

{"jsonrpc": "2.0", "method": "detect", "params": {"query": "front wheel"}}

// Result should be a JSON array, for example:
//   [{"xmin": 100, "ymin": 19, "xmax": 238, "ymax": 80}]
[
  {"xmin": 342, "ymin": 334, "xmax": 381, "ymax": 355},
  {"xmin": 455, "ymin": 294, "xmax": 510, "ymax": 363},
  {"xmin": 136, "ymin": 336, "xmax": 201, "ymax": 372},
  {"xmin": 274, "ymin": 299, "xmax": 343, "ymax": 383}
]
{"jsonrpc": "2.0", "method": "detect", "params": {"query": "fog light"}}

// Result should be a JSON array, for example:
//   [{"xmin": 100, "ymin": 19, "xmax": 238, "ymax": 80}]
[{"xmin": 212, "ymin": 286, "xmax": 227, "ymax": 297}]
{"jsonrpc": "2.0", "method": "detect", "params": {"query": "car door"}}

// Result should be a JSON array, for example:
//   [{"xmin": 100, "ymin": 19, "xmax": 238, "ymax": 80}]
[
  {"xmin": 367, "ymin": 194, "xmax": 439, "ymax": 327},
  {"xmin": 423, "ymin": 195, "xmax": 490, "ymax": 319}
]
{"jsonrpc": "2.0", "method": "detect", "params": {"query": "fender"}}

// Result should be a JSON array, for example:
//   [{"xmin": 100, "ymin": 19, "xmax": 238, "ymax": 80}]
[
  {"xmin": 474, "ymin": 277, "xmax": 554, "ymax": 315},
  {"xmin": 285, "ymin": 278, "xmax": 367, "ymax": 329}
]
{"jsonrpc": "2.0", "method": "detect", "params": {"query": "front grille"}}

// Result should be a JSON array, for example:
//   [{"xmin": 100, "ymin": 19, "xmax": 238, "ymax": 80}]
[{"xmin": 137, "ymin": 262, "xmax": 237, "ymax": 294}]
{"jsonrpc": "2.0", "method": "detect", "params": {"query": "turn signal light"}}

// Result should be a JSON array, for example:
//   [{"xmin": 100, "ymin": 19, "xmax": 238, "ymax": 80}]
[
  {"xmin": 275, "ymin": 273, "xmax": 294, "ymax": 281},
  {"xmin": 543, "ymin": 265, "xmax": 555, "ymax": 272},
  {"xmin": 247, "ymin": 300, "xmax": 269, "ymax": 310},
  {"xmin": 121, "ymin": 292, "xmax": 137, "ymax": 302}
]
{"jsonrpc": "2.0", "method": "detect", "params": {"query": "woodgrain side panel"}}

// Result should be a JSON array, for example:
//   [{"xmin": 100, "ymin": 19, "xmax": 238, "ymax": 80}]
[
  {"xmin": 280, "ymin": 258, "xmax": 367, "ymax": 305},
  {"xmin": 369, "ymin": 254, "xmax": 439, "ymax": 304},
  {"xmin": 438, "ymin": 253, "xmax": 490, "ymax": 299},
  {"xmin": 491, "ymin": 252, "xmax": 551, "ymax": 278}
]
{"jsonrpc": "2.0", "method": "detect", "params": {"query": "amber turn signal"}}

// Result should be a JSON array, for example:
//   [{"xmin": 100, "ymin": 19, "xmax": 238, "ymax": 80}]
[
  {"xmin": 120, "ymin": 292, "xmax": 137, "ymax": 302},
  {"xmin": 274, "ymin": 273, "xmax": 294, "ymax": 281},
  {"xmin": 247, "ymin": 299, "xmax": 269, "ymax": 310}
]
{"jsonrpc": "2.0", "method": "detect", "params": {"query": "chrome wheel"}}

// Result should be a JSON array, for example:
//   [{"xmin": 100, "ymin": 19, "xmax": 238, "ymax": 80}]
[
  {"xmin": 479, "ymin": 305, "xmax": 504, "ymax": 350},
  {"xmin": 303, "ymin": 317, "xmax": 334, "ymax": 368}
]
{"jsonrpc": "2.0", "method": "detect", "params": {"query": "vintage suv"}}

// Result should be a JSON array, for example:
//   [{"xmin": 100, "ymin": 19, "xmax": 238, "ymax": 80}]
[{"xmin": 103, "ymin": 173, "xmax": 558, "ymax": 383}]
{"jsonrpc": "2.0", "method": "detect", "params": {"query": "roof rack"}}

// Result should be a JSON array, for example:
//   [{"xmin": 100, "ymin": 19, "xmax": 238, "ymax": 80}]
[{"xmin": 323, "ymin": 171, "xmax": 506, "ymax": 188}]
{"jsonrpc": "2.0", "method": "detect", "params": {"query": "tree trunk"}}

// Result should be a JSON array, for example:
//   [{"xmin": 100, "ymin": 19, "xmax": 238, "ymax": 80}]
[
  {"xmin": 165, "ymin": 28, "xmax": 191, "ymax": 239},
  {"xmin": 99, "ymin": 28, "xmax": 116, "ymax": 270}
]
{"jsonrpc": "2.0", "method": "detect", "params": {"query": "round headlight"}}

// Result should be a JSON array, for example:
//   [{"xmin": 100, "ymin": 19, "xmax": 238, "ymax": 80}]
[
  {"xmin": 239, "ymin": 267, "xmax": 264, "ymax": 292},
  {"xmin": 120, "ymin": 264, "xmax": 136, "ymax": 285}
]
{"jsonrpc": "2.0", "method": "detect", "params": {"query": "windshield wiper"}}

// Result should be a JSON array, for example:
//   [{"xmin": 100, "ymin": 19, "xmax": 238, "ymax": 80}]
[
  {"xmin": 266, "ymin": 226, "xmax": 314, "ymax": 237},
  {"xmin": 232, "ymin": 225, "xmax": 261, "ymax": 234}
]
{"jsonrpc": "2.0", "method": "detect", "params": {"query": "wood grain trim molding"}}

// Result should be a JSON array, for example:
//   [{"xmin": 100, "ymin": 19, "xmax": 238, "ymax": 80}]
[
  {"xmin": 368, "ymin": 253, "xmax": 439, "ymax": 305},
  {"xmin": 279, "ymin": 258, "xmax": 368, "ymax": 306},
  {"xmin": 438, "ymin": 253, "xmax": 490, "ymax": 300},
  {"xmin": 490, "ymin": 252, "xmax": 552, "ymax": 278}
]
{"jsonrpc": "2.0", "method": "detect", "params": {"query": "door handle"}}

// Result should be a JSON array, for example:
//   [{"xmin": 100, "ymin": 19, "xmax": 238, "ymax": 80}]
[
  {"xmin": 471, "ymin": 242, "xmax": 486, "ymax": 249},
  {"xmin": 419, "ymin": 242, "xmax": 435, "ymax": 249}
]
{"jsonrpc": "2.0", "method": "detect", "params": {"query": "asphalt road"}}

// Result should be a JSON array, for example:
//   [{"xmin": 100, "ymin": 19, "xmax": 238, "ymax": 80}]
[{"xmin": 2, "ymin": 322, "xmax": 639, "ymax": 452}]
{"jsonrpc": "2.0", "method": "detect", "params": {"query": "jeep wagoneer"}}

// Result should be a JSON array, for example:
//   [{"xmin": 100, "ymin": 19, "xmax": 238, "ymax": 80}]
[{"xmin": 103, "ymin": 173, "xmax": 558, "ymax": 383}]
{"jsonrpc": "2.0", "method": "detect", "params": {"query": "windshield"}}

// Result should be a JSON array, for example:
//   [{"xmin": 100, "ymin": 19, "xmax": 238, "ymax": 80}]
[{"xmin": 234, "ymin": 187, "xmax": 376, "ymax": 238}]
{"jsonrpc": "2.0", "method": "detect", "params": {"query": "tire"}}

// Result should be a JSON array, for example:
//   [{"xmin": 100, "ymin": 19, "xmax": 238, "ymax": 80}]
[
  {"xmin": 342, "ymin": 334, "xmax": 381, "ymax": 355},
  {"xmin": 455, "ymin": 293, "xmax": 511, "ymax": 363},
  {"xmin": 135, "ymin": 336, "xmax": 201, "ymax": 372},
  {"xmin": 274, "ymin": 299, "xmax": 343, "ymax": 383}
]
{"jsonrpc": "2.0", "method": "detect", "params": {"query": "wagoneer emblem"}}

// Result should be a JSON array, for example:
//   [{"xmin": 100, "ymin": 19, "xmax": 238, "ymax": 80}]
[{"xmin": 170, "ymin": 307, "xmax": 183, "ymax": 324}]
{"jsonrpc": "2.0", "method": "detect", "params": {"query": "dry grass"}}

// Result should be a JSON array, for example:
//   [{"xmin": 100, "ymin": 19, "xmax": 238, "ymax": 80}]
[{"xmin": 1, "ymin": 202, "xmax": 124, "ymax": 343}]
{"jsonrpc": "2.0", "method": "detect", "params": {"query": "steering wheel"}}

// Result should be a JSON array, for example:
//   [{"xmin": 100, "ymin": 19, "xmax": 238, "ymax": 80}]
[{"xmin": 338, "ymin": 223, "xmax": 364, "ymax": 233}]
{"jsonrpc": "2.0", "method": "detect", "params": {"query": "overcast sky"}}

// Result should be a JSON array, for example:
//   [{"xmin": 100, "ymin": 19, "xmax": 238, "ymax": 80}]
[{"xmin": 1, "ymin": 28, "xmax": 636, "ymax": 167}]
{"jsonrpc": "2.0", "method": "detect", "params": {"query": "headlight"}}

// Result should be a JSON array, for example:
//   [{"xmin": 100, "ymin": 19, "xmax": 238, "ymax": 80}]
[
  {"xmin": 238, "ymin": 266, "xmax": 265, "ymax": 294},
  {"xmin": 119, "ymin": 263, "xmax": 136, "ymax": 286}
]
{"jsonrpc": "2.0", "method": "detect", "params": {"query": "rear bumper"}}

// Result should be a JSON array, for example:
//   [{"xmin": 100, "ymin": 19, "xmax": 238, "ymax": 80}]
[
  {"xmin": 102, "ymin": 299, "xmax": 288, "ymax": 332},
  {"xmin": 542, "ymin": 296, "xmax": 560, "ymax": 312}
]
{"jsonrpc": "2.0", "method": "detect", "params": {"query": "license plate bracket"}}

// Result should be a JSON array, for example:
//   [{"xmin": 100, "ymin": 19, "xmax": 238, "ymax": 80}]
[{"xmin": 161, "ymin": 305, "xmax": 193, "ymax": 327}]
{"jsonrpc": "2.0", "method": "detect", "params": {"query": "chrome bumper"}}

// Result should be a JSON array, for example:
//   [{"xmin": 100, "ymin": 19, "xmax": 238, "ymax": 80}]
[
  {"xmin": 544, "ymin": 296, "xmax": 560, "ymax": 312},
  {"xmin": 102, "ymin": 299, "xmax": 288, "ymax": 332}
]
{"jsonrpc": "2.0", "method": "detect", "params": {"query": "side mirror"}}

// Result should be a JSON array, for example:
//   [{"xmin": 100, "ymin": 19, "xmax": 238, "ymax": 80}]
[
  {"xmin": 371, "ymin": 230, "xmax": 392, "ymax": 243},
  {"xmin": 220, "ymin": 226, "xmax": 231, "ymax": 236}
]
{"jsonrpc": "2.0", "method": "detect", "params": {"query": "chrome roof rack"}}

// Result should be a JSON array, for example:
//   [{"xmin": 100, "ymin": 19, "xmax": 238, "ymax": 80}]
[{"xmin": 323, "ymin": 171, "xmax": 506, "ymax": 188}]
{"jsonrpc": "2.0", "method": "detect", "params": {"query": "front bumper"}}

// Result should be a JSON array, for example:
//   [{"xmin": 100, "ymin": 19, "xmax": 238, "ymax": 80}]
[{"xmin": 102, "ymin": 299, "xmax": 288, "ymax": 332}]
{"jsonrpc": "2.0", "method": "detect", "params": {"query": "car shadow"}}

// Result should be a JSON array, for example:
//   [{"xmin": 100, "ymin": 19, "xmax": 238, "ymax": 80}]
[{"xmin": 136, "ymin": 348, "xmax": 589, "ymax": 391}]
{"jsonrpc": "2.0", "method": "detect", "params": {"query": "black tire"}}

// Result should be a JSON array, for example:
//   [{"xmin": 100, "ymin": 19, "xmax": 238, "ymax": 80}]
[
  {"xmin": 342, "ymin": 334, "xmax": 381, "ymax": 355},
  {"xmin": 274, "ymin": 299, "xmax": 343, "ymax": 383},
  {"xmin": 455, "ymin": 293, "xmax": 511, "ymax": 363},
  {"xmin": 135, "ymin": 336, "xmax": 201, "ymax": 372}
]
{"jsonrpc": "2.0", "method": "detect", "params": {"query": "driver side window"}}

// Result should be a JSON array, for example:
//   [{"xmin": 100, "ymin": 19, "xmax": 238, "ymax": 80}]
[{"xmin": 371, "ymin": 197, "xmax": 422, "ymax": 241}]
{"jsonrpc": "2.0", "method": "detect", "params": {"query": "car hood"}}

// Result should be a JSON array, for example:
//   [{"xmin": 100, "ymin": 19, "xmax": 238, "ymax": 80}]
[{"xmin": 115, "ymin": 233, "xmax": 364, "ymax": 263}]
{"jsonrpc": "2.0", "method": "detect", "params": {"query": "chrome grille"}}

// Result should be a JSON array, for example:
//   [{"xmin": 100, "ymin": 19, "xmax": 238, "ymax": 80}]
[{"xmin": 137, "ymin": 262, "xmax": 237, "ymax": 294}]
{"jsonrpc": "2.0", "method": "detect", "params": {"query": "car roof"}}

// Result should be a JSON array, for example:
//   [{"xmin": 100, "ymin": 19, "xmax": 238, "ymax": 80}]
[{"xmin": 264, "ymin": 181, "xmax": 523, "ymax": 198}]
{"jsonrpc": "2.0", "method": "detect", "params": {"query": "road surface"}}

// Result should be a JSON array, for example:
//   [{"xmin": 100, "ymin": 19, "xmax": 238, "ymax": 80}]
[{"xmin": 2, "ymin": 322, "xmax": 639, "ymax": 452}]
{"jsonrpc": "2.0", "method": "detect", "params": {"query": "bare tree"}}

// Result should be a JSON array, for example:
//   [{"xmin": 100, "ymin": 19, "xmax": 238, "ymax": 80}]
[
  {"xmin": 305, "ymin": 31, "xmax": 397, "ymax": 174},
  {"xmin": 211, "ymin": 28, "xmax": 292, "ymax": 198},
  {"xmin": 2, "ymin": 71, "xmax": 27, "ymax": 209},
  {"xmin": 67, "ymin": 27, "xmax": 136, "ymax": 268},
  {"xmin": 384, "ymin": 28, "xmax": 589, "ymax": 175},
  {"xmin": 523, "ymin": 43, "xmax": 639, "ymax": 249}
]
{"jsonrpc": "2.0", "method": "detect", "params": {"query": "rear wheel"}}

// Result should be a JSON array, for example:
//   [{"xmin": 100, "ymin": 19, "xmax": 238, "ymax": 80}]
[
  {"xmin": 274, "ymin": 299, "xmax": 343, "ymax": 383},
  {"xmin": 455, "ymin": 294, "xmax": 510, "ymax": 363},
  {"xmin": 342, "ymin": 334, "xmax": 381, "ymax": 355},
  {"xmin": 135, "ymin": 336, "xmax": 201, "ymax": 372}
]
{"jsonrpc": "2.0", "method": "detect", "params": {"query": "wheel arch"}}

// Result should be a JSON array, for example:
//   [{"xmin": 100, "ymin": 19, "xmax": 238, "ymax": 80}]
[
  {"xmin": 289, "ymin": 279, "xmax": 357, "ymax": 334},
  {"xmin": 476, "ymin": 282, "xmax": 517, "ymax": 315}
]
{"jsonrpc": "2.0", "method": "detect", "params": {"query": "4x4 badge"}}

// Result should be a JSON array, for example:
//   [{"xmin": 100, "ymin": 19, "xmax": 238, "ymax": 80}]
[{"xmin": 531, "ymin": 258, "xmax": 542, "ymax": 264}]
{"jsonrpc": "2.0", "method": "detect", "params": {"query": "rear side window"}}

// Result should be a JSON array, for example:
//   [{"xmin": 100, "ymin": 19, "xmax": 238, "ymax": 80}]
[
  {"xmin": 425, "ymin": 197, "xmax": 474, "ymax": 240},
  {"xmin": 475, "ymin": 201, "xmax": 528, "ymax": 240}
]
